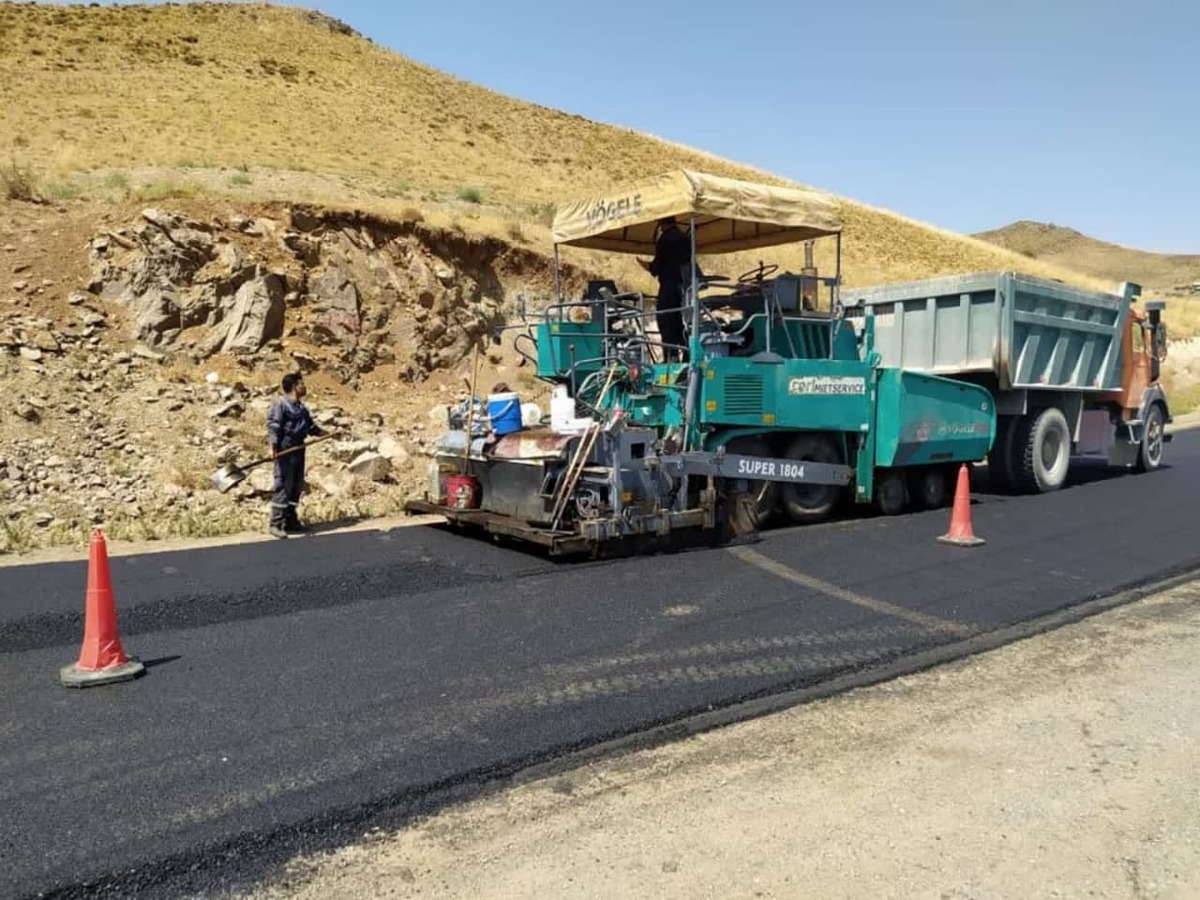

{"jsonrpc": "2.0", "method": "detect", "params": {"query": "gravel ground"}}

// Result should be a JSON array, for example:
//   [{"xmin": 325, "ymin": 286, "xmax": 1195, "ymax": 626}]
[{"xmin": 248, "ymin": 579, "xmax": 1200, "ymax": 900}]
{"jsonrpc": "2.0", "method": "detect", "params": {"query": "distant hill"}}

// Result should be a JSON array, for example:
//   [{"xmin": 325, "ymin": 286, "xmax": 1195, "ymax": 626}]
[
  {"xmin": 975, "ymin": 221, "xmax": 1200, "ymax": 294},
  {"xmin": 0, "ymin": 1, "xmax": 1106, "ymax": 292}
]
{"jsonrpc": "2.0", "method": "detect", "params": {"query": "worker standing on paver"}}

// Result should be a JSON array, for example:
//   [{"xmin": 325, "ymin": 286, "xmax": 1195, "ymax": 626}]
[
  {"xmin": 646, "ymin": 216, "xmax": 696, "ymax": 362},
  {"xmin": 266, "ymin": 372, "xmax": 326, "ymax": 538}
]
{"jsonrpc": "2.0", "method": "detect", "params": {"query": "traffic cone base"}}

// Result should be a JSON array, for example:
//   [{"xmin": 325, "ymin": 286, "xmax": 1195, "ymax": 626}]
[
  {"xmin": 937, "ymin": 532, "xmax": 985, "ymax": 547},
  {"xmin": 60, "ymin": 657, "xmax": 145, "ymax": 688},
  {"xmin": 938, "ymin": 463, "xmax": 985, "ymax": 547},
  {"xmin": 60, "ymin": 529, "xmax": 145, "ymax": 688}
]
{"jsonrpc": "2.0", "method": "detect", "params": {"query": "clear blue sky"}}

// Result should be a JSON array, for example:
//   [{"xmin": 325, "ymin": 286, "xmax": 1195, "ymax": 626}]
[{"xmin": 79, "ymin": 0, "xmax": 1198, "ymax": 252}]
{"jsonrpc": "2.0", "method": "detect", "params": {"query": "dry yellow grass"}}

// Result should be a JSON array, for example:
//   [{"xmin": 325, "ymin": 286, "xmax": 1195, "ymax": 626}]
[{"xmin": 1, "ymin": 1, "xmax": 1123, "ymax": 299}]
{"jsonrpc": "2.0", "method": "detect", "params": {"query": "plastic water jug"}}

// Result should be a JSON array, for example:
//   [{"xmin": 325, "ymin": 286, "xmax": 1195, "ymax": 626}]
[
  {"xmin": 550, "ymin": 385, "xmax": 575, "ymax": 430},
  {"xmin": 520, "ymin": 402, "xmax": 542, "ymax": 428}
]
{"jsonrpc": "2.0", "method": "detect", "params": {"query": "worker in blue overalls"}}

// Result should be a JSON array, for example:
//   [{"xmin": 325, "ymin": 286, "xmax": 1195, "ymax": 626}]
[{"xmin": 266, "ymin": 372, "xmax": 326, "ymax": 538}]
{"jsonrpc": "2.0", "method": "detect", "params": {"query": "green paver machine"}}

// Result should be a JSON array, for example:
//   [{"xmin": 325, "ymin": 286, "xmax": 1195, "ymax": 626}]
[{"xmin": 404, "ymin": 170, "xmax": 996, "ymax": 555}]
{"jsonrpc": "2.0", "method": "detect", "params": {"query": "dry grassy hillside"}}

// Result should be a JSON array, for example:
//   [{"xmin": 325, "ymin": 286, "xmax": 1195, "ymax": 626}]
[
  {"xmin": 977, "ymin": 221, "xmax": 1200, "ymax": 293},
  {"xmin": 1, "ymin": 1, "xmax": 1112, "ymax": 294}
]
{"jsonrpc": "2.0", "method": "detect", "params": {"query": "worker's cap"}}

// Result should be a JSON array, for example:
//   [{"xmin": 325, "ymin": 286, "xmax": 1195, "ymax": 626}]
[{"xmin": 658, "ymin": 216, "xmax": 677, "ymax": 226}]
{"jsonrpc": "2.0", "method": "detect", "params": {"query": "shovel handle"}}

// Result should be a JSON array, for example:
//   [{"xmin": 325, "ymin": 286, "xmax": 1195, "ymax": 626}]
[{"xmin": 245, "ymin": 432, "xmax": 338, "ymax": 469}]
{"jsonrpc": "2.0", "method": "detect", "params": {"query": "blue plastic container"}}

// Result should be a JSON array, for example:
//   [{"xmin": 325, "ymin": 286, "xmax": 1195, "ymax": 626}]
[{"xmin": 487, "ymin": 391, "xmax": 522, "ymax": 436}]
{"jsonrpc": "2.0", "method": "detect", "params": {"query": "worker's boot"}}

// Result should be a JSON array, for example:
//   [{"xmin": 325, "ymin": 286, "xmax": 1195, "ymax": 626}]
[
  {"xmin": 269, "ymin": 523, "xmax": 289, "ymax": 539},
  {"xmin": 285, "ymin": 512, "xmax": 310, "ymax": 534}
]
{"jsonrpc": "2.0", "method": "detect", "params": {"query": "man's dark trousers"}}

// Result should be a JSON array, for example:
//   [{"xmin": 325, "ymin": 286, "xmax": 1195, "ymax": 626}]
[
  {"xmin": 270, "ymin": 451, "xmax": 305, "ymax": 530},
  {"xmin": 657, "ymin": 284, "xmax": 687, "ymax": 362}
]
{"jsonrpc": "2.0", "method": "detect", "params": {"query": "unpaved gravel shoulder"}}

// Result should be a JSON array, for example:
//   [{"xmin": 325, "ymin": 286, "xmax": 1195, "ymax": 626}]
[{"xmin": 247, "ymin": 580, "xmax": 1200, "ymax": 900}]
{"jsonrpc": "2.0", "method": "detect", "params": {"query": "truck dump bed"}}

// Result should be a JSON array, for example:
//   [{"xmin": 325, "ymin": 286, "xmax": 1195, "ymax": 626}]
[{"xmin": 843, "ymin": 272, "xmax": 1129, "ymax": 392}]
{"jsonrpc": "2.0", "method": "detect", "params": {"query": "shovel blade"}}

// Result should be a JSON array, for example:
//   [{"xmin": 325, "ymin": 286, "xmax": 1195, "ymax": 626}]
[{"xmin": 210, "ymin": 465, "xmax": 246, "ymax": 493}]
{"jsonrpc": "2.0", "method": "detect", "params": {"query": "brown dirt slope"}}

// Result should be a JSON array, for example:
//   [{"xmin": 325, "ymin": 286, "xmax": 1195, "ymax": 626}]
[{"xmin": 976, "ymin": 221, "xmax": 1200, "ymax": 293}]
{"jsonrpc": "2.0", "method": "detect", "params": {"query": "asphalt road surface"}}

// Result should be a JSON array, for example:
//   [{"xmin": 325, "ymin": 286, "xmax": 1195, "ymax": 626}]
[{"xmin": 3, "ymin": 431, "xmax": 1199, "ymax": 898}]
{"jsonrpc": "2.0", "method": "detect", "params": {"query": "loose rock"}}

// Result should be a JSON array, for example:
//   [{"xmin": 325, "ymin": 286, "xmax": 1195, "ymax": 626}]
[
  {"xmin": 211, "ymin": 400, "xmax": 245, "ymax": 419},
  {"xmin": 347, "ymin": 451, "xmax": 392, "ymax": 482}
]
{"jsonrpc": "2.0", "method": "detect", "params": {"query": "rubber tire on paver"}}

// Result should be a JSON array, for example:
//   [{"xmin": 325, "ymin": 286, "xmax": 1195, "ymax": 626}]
[
  {"xmin": 1014, "ymin": 406, "xmax": 1071, "ymax": 493},
  {"xmin": 874, "ymin": 469, "xmax": 908, "ymax": 516},
  {"xmin": 780, "ymin": 432, "xmax": 842, "ymax": 523},
  {"xmin": 908, "ymin": 466, "xmax": 950, "ymax": 510},
  {"xmin": 1135, "ymin": 403, "xmax": 1166, "ymax": 473},
  {"xmin": 720, "ymin": 436, "xmax": 779, "ymax": 535}
]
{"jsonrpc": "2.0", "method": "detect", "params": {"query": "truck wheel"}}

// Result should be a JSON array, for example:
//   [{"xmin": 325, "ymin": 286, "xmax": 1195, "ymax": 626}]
[
  {"xmin": 780, "ymin": 433, "xmax": 842, "ymax": 523},
  {"xmin": 1135, "ymin": 403, "xmax": 1166, "ymax": 472},
  {"xmin": 909, "ymin": 466, "xmax": 949, "ymax": 510},
  {"xmin": 874, "ymin": 469, "xmax": 908, "ymax": 515},
  {"xmin": 988, "ymin": 417, "xmax": 1017, "ymax": 492},
  {"xmin": 720, "ymin": 436, "xmax": 779, "ymax": 533},
  {"xmin": 1015, "ymin": 407, "xmax": 1071, "ymax": 493}
]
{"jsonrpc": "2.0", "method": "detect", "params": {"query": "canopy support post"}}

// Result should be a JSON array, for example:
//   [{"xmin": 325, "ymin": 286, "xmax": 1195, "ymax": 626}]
[
  {"xmin": 682, "ymin": 214, "xmax": 700, "ymax": 454},
  {"xmin": 829, "ymin": 232, "xmax": 843, "ymax": 359},
  {"xmin": 553, "ymin": 244, "xmax": 562, "ymax": 301}
]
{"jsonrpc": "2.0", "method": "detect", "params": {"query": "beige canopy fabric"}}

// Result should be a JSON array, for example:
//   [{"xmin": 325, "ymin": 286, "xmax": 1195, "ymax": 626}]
[{"xmin": 551, "ymin": 169, "xmax": 842, "ymax": 255}]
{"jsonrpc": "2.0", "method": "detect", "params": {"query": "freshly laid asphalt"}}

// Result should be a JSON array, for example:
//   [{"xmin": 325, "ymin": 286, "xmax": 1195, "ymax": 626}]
[{"xmin": 2, "ymin": 431, "xmax": 1199, "ymax": 898}]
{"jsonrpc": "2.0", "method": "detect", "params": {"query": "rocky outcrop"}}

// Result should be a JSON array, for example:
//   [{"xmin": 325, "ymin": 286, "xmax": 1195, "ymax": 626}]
[
  {"xmin": 83, "ymin": 205, "xmax": 558, "ymax": 383},
  {"xmin": 0, "ymin": 199, "xmax": 599, "ymax": 551},
  {"xmin": 219, "ymin": 269, "xmax": 285, "ymax": 353}
]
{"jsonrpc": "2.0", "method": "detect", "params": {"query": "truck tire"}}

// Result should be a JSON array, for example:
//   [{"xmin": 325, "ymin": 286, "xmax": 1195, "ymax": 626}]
[
  {"xmin": 780, "ymin": 433, "xmax": 842, "ymax": 523},
  {"xmin": 874, "ymin": 469, "xmax": 908, "ymax": 515},
  {"xmin": 1014, "ymin": 407, "xmax": 1071, "ymax": 493},
  {"xmin": 720, "ymin": 436, "xmax": 779, "ymax": 533},
  {"xmin": 988, "ymin": 417, "xmax": 1017, "ymax": 492},
  {"xmin": 1135, "ymin": 403, "xmax": 1166, "ymax": 473},
  {"xmin": 908, "ymin": 466, "xmax": 950, "ymax": 510}
]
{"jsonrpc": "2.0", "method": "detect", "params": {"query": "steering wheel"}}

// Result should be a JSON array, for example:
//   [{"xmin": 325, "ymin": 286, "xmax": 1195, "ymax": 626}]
[{"xmin": 737, "ymin": 261, "xmax": 779, "ymax": 284}]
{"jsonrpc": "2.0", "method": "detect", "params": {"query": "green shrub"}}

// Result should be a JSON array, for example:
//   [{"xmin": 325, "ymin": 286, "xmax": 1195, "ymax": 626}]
[
  {"xmin": 43, "ymin": 179, "xmax": 84, "ymax": 200},
  {"xmin": 103, "ymin": 171, "xmax": 129, "ymax": 190}
]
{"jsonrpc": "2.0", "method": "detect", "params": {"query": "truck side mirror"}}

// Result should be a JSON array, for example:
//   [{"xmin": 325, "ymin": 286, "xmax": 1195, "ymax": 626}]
[{"xmin": 1146, "ymin": 301, "xmax": 1168, "ymax": 359}]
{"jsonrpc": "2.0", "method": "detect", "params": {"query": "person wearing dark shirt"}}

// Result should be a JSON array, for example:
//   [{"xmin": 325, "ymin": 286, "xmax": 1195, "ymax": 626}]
[
  {"xmin": 265, "ymin": 372, "xmax": 325, "ymax": 538},
  {"xmin": 647, "ymin": 216, "xmax": 696, "ymax": 362}
]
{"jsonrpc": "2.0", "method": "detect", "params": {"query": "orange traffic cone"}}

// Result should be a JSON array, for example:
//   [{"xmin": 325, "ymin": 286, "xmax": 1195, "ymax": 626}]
[
  {"xmin": 937, "ymin": 464, "xmax": 985, "ymax": 547},
  {"xmin": 60, "ymin": 529, "xmax": 145, "ymax": 688}
]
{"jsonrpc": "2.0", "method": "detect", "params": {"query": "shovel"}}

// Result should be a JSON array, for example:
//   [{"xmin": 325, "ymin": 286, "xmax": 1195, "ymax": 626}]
[{"xmin": 209, "ymin": 433, "xmax": 336, "ymax": 493}]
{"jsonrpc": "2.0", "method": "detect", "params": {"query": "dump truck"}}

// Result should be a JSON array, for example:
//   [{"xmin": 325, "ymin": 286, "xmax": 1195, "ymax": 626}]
[
  {"xmin": 404, "ymin": 170, "xmax": 997, "ymax": 556},
  {"xmin": 841, "ymin": 272, "xmax": 1171, "ymax": 493}
]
